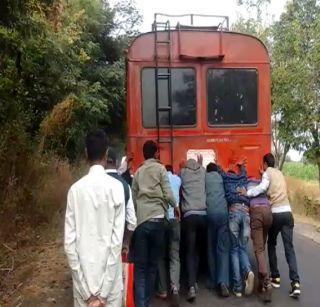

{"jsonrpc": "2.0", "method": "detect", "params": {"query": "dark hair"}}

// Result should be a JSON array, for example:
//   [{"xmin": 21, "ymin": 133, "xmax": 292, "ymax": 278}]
[
  {"xmin": 165, "ymin": 165, "xmax": 173, "ymax": 173},
  {"xmin": 107, "ymin": 147, "xmax": 117, "ymax": 166},
  {"xmin": 85, "ymin": 130, "xmax": 108, "ymax": 162},
  {"xmin": 143, "ymin": 140, "xmax": 158, "ymax": 160},
  {"xmin": 206, "ymin": 162, "xmax": 218, "ymax": 172},
  {"xmin": 263, "ymin": 153, "xmax": 275, "ymax": 168}
]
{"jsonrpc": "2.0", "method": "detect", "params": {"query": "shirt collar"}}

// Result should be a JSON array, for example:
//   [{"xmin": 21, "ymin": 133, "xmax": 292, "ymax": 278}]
[
  {"xmin": 143, "ymin": 158, "xmax": 160, "ymax": 165},
  {"xmin": 89, "ymin": 165, "xmax": 105, "ymax": 174}
]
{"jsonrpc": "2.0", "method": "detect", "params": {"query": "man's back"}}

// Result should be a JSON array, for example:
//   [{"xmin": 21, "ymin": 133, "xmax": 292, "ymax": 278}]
[
  {"xmin": 180, "ymin": 159, "xmax": 206, "ymax": 213},
  {"xmin": 205, "ymin": 171, "xmax": 228, "ymax": 213},
  {"xmin": 65, "ymin": 165, "xmax": 125, "ymax": 296},
  {"xmin": 265, "ymin": 167, "xmax": 290, "ymax": 207},
  {"xmin": 132, "ymin": 158, "xmax": 175, "ymax": 226}
]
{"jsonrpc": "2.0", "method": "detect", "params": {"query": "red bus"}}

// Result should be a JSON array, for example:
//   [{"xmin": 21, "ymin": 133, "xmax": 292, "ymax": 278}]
[{"xmin": 126, "ymin": 14, "xmax": 271, "ymax": 176}]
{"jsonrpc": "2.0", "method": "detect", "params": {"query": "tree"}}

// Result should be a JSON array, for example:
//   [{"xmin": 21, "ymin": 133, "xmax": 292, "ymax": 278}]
[{"xmin": 272, "ymin": 0, "xmax": 320, "ymax": 185}]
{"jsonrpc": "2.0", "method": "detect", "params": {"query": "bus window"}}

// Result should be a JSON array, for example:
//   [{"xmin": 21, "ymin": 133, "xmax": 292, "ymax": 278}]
[
  {"xmin": 142, "ymin": 68, "xmax": 196, "ymax": 127},
  {"xmin": 207, "ymin": 69, "xmax": 258, "ymax": 126}
]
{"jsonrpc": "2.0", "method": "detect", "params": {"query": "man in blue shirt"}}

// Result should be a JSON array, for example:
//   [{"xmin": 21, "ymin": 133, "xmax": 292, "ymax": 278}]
[
  {"xmin": 157, "ymin": 165, "xmax": 181, "ymax": 307},
  {"xmin": 217, "ymin": 159, "xmax": 254, "ymax": 298}
]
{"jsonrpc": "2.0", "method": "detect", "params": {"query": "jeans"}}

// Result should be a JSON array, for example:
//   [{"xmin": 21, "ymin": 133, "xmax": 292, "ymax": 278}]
[
  {"xmin": 207, "ymin": 211, "xmax": 230, "ymax": 288},
  {"xmin": 157, "ymin": 219, "xmax": 181, "ymax": 293},
  {"xmin": 229, "ymin": 208, "xmax": 251, "ymax": 292},
  {"xmin": 182, "ymin": 214, "xmax": 207, "ymax": 288},
  {"xmin": 250, "ymin": 206, "xmax": 273, "ymax": 285},
  {"xmin": 134, "ymin": 220, "xmax": 165, "ymax": 307},
  {"xmin": 268, "ymin": 211, "xmax": 300, "ymax": 282}
]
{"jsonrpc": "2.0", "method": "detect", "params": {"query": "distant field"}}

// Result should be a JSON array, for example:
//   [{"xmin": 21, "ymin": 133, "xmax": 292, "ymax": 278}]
[{"xmin": 283, "ymin": 162, "xmax": 318, "ymax": 182}]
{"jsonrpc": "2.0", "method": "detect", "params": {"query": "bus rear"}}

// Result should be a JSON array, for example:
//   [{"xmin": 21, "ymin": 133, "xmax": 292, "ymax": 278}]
[{"xmin": 126, "ymin": 14, "xmax": 271, "ymax": 177}]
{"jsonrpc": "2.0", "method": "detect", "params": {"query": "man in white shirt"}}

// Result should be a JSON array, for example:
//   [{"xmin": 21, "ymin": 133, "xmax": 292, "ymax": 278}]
[{"xmin": 64, "ymin": 130, "xmax": 126, "ymax": 307}]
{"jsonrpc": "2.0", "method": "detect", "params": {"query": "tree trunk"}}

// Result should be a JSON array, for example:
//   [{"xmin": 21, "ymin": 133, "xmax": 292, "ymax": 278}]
[{"xmin": 279, "ymin": 142, "xmax": 290, "ymax": 171}]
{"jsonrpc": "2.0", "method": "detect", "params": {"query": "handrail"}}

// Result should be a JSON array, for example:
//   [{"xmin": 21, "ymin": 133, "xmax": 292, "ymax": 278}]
[{"xmin": 153, "ymin": 13, "xmax": 229, "ymax": 30}]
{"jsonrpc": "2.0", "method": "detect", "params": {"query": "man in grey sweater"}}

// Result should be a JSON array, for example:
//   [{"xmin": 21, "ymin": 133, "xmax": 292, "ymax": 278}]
[{"xmin": 180, "ymin": 156, "xmax": 207, "ymax": 302}]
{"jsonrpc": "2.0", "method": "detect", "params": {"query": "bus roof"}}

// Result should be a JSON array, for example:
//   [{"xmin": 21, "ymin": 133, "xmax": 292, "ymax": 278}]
[{"xmin": 127, "ymin": 30, "xmax": 270, "ymax": 64}]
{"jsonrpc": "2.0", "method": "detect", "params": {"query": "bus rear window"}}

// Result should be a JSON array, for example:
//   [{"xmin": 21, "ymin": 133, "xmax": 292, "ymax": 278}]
[
  {"xmin": 207, "ymin": 69, "xmax": 258, "ymax": 126},
  {"xmin": 142, "ymin": 68, "xmax": 196, "ymax": 127}
]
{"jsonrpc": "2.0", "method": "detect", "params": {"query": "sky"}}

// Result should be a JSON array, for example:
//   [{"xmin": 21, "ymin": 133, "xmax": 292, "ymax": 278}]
[{"xmin": 133, "ymin": 0, "xmax": 288, "ymax": 32}]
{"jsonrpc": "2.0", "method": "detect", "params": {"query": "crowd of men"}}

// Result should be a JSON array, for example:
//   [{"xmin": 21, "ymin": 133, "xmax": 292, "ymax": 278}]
[{"xmin": 64, "ymin": 130, "xmax": 301, "ymax": 307}]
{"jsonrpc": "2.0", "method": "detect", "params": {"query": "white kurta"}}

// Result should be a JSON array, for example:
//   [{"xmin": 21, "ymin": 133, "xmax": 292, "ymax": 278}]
[{"xmin": 64, "ymin": 165, "xmax": 125, "ymax": 306}]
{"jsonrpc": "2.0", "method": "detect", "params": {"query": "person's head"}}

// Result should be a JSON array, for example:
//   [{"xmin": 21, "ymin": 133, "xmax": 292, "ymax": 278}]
[
  {"xmin": 143, "ymin": 140, "xmax": 158, "ymax": 160},
  {"xmin": 106, "ymin": 147, "xmax": 117, "ymax": 168},
  {"xmin": 263, "ymin": 153, "xmax": 275, "ymax": 170},
  {"xmin": 165, "ymin": 165, "xmax": 173, "ymax": 173},
  {"xmin": 85, "ymin": 130, "xmax": 108, "ymax": 165},
  {"xmin": 206, "ymin": 162, "xmax": 218, "ymax": 173}
]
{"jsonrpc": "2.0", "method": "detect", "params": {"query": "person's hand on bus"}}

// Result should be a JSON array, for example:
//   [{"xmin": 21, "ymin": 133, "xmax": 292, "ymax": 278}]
[
  {"xmin": 197, "ymin": 154, "xmax": 203, "ymax": 166},
  {"xmin": 126, "ymin": 152, "xmax": 134, "ymax": 162},
  {"xmin": 237, "ymin": 157, "xmax": 247, "ymax": 166},
  {"xmin": 174, "ymin": 206, "xmax": 181, "ymax": 221},
  {"xmin": 179, "ymin": 160, "xmax": 185, "ymax": 170},
  {"xmin": 237, "ymin": 186, "xmax": 247, "ymax": 196}
]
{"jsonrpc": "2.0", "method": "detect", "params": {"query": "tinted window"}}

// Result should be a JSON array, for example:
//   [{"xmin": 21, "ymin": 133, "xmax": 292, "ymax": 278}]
[
  {"xmin": 142, "ymin": 68, "xmax": 196, "ymax": 127},
  {"xmin": 207, "ymin": 69, "xmax": 258, "ymax": 125}
]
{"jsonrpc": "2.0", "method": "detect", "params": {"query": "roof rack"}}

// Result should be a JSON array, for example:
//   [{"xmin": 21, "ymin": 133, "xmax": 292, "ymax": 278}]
[{"xmin": 152, "ymin": 13, "xmax": 229, "ymax": 32}]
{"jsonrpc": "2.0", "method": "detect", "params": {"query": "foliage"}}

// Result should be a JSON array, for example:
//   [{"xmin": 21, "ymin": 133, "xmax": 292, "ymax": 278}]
[
  {"xmin": 271, "ymin": 0, "xmax": 320, "ymax": 185},
  {"xmin": 0, "ymin": 0, "xmax": 141, "ymax": 230},
  {"xmin": 283, "ymin": 162, "xmax": 319, "ymax": 182}
]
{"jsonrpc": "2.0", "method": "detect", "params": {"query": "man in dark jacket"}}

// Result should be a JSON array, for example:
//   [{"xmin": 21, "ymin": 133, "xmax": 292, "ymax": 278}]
[
  {"xmin": 205, "ymin": 163, "xmax": 230, "ymax": 297},
  {"xmin": 180, "ymin": 156, "xmax": 206, "ymax": 302}
]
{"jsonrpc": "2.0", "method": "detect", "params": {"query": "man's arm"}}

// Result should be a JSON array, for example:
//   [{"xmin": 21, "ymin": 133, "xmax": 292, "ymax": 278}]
[
  {"xmin": 64, "ymin": 189, "xmax": 91, "ymax": 301},
  {"xmin": 247, "ymin": 172, "xmax": 270, "ymax": 197},
  {"xmin": 100, "ymin": 189, "xmax": 126, "ymax": 299},
  {"xmin": 131, "ymin": 173, "xmax": 139, "ymax": 211},
  {"xmin": 125, "ymin": 188, "xmax": 137, "ymax": 231},
  {"xmin": 160, "ymin": 166, "xmax": 177, "ymax": 207}
]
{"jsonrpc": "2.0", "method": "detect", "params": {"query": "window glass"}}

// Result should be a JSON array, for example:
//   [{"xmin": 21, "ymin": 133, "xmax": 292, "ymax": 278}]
[
  {"xmin": 207, "ymin": 69, "xmax": 258, "ymax": 125},
  {"xmin": 142, "ymin": 68, "xmax": 196, "ymax": 127}
]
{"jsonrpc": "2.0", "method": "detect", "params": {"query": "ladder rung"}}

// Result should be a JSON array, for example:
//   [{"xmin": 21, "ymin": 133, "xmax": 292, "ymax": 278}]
[
  {"xmin": 156, "ymin": 40, "xmax": 171, "ymax": 44},
  {"xmin": 158, "ymin": 106, "xmax": 171, "ymax": 111},
  {"xmin": 158, "ymin": 139, "xmax": 173, "ymax": 143},
  {"xmin": 157, "ymin": 73, "xmax": 171, "ymax": 79}
]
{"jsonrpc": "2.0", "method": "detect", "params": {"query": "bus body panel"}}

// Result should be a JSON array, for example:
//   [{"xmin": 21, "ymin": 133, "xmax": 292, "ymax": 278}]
[{"xmin": 126, "ymin": 30, "xmax": 271, "ymax": 178}]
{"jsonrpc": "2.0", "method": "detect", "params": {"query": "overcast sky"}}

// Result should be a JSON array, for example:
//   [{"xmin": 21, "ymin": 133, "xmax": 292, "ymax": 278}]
[{"xmin": 134, "ymin": 0, "xmax": 288, "ymax": 32}]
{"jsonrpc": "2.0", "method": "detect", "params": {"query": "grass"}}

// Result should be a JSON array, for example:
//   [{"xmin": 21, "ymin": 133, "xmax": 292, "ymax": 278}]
[{"xmin": 283, "ymin": 162, "xmax": 319, "ymax": 182}]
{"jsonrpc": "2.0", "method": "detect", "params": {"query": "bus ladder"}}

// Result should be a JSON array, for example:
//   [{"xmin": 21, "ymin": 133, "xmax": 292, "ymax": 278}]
[{"xmin": 153, "ymin": 15, "xmax": 174, "ymax": 166}]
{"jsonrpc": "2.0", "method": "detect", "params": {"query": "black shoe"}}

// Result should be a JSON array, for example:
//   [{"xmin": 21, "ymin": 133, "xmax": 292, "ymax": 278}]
[
  {"xmin": 270, "ymin": 277, "xmax": 281, "ymax": 288},
  {"xmin": 261, "ymin": 283, "xmax": 272, "ymax": 303},
  {"xmin": 171, "ymin": 287, "xmax": 180, "ymax": 307},
  {"xmin": 289, "ymin": 281, "xmax": 301, "ymax": 298},
  {"xmin": 219, "ymin": 283, "xmax": 230, "ymax": 297},
  {"xmin": 187, "ymin": 286, "xmax": 196, "ymax": 302}
]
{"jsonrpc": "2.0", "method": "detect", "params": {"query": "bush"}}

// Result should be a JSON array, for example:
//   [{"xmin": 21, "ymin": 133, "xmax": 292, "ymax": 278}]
[
  {"xmin": 283, "ymin": 162, "xmax": 318, "ymax": 182},
  {"xmin": 286, "ymin": 177, "xmax": 320, "ymax": 220}
]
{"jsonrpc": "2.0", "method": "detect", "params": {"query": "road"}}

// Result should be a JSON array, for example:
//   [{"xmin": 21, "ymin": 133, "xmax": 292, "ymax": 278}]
[
  {"xmin": 17, "ymin": 226, "xmax": 320, "ymax": 307},
  {"xmin": 153, "ymin": 231, "xmax": 320, "ymax": 307}
]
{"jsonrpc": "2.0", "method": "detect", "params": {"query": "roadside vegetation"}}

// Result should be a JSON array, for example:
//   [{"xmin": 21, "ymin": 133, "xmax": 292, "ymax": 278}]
[{"xmin": 283, "ymin": 162, "xmax": 319, "ymax": 182}]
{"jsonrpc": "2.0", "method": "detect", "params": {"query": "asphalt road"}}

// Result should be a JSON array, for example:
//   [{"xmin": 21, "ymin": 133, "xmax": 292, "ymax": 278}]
[{"xmin": 153, "ymin": 231, "xmax": 320, "ymax": 307}]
